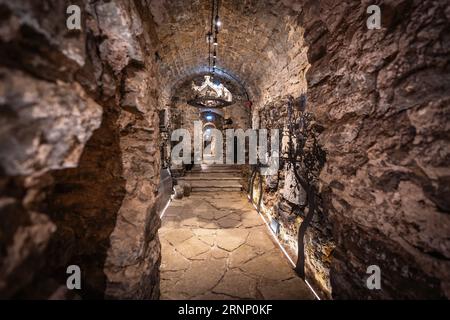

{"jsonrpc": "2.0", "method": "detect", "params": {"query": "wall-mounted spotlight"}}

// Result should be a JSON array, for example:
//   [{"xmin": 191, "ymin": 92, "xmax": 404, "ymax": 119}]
[
  {"xmin": 215, "ymin": 15, "xmax": 221, "ymax": 28},
  {"xmin": 206, "ymin": 114, "xmax": 214, "ymax": 121}
]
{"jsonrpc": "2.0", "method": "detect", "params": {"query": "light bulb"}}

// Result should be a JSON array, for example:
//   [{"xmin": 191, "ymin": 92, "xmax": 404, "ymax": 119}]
[{"xmin": 215, "ymin": 15, "xmax": 221, "ymax": 28}]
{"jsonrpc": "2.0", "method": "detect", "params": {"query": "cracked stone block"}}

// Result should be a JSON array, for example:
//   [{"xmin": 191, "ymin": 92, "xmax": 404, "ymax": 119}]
[
  {"xmin": 246, "ymin": 228, "xmax": 275, "ymax": 251},
  {"xmin": 217, "ymin": 216, "xmax": 241, "ymax": 228},
  {"xmin": 196, "ymin": 210, "xmax": 216, "ymax": 220},
  {"xmin": 241, "ymin": 213, "xmax": 264, "ymax": 228},
  {"xmin": 229, "ymin": 244, "xmax": 261, "ymax": 268},
  {"xmin": 173, "ymin": 259, "xmax": 227, "ymax": 298},
  {"xmin": 258, "ymin": 278, "xmax": 314, "ymax": 300},
  {"xmin": 211, "ymin": 247, "xmax": 229, "ymax": 259},
  {"xmin": 160, "ymin": 246, "xmax": 191, "ymax": 272},
  {"xmin": 175, "ymin": 237, "xmax": 211, "ymax": 259},
  {"xmin": 240, "ymin": 252, "xmax": 295, "ymax": 281},
  {"xmin": 180, "ymin": 217, "xmax": 199, "ymax": 228},
  {"xmin": 161, "ymin": 270, "xmax": 184, "ymax": 281},
  {"xmin": 216, "ymin": 229, "xmax": 249, "ymax": 252},
  {"xmin": 163, "ymin": 229, "xmax": 194, "ymax": 246},
  {"xmin": 197, "ymin": 219, "xmax": 219, "ymax": 229},
  {"xmin": 197, "ymin": 234, "xmax": 216, "ymax": 246},
  {"xmin": 214, "ymin": 211, "xmax": 231, "ymax": 219},
  {"xmin": 190, "ymin": 251, "xmax": 211, "ymax": 260},
  {"xmin": 213, "ymin": 270, "xmax": 257, "ymax": 299}
]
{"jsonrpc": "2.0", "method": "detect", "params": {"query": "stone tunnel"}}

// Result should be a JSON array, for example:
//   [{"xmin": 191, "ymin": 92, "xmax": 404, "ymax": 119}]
[{"xmin": 0, "ymin": 0, "xmax": 449, "ymax": 300}]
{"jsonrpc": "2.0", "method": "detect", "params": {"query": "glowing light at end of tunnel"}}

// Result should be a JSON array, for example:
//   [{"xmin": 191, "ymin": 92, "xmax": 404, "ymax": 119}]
[{"xmin": 247, "ymin": 195, "xmax": 321, "ymax": 300}]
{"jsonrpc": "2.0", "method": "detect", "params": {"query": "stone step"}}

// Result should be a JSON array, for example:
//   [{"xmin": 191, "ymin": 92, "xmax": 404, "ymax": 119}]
[
  {"xmin": 190, "ymin": 165, "xmax": 241, "ymax": 171},
  {"xmin": 184, "ymin": 180, "xmax": 242, "ymax": 188},
  {"xmin": 183, "ymin": 165, "xmax": 243, "ymax": 193},
  {"xmin": 191, "ymin": 187, "xmax": 242, "ymax": 193},
  {"xmin": 189, "ymin": 168, "xmax": 241, "ymax": 174},
  {"xmin": 178, "ymin": 175, "xmax": 241, "ymax": 181},
  {"xmin": 191, "ymin": 164, "xmax": 242, "ymax": 168},
  {"xmin": 185, "ymin": 171, "xmax": 241, "ymax": 176}
]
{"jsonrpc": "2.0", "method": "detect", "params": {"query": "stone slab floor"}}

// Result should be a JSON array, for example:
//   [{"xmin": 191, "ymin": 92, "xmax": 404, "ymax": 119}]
[{"xmin": 159, "ymin": 191, "xmax": 314, "ymax": 300}]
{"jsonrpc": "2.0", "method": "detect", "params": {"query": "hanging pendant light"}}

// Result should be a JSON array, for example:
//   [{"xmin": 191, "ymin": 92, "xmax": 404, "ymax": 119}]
[
  {"xmin": 187, "ymin": 0, "xmax": 233, "ymax": 109},
  {"xmin": 188, "ymin": 75, "xmax": 233, "ymax": 108}
]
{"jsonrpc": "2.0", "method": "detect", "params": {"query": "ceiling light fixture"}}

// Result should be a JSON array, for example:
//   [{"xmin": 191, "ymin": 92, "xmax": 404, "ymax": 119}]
[
  {"xmin": 215, "ymin": 14, "xmax": 221, "ymax": 28},
  {"xmin": 188, "ymin": 75, "xmax": 232, "ymax": 108},
  {"xmin": 187, "ymin": 0, "xmax": 233, "ymax": 109}
]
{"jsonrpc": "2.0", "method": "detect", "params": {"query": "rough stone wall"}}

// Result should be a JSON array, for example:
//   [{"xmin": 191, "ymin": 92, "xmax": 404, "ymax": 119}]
[
  {"xmin": 223, "ymin": 102, "xmax": 251, "ymax": 130},
  {"xmin": 0, "ymin": 0, "xmax": 162, "ymax": 299},
  {"xmin": 254, "ymin": 99, "xmax": 334, "ymax": 298},
  {"xmin": 171, "ymin": 101, "xmax": 200, "ymax": 138},
  {"xmin": 268, "ymin": 1, "xmax": 450, "ymax": 299},
  {"xmin": 295, "ymin": 0, "xmax": 449, "ymax": 299},
  {"xmin": 243, "ymin": 1, "xmax": 334, "ymax": 297},
  {"xmin": 252, "ymin": 0, "xmax": 450, "ymax": 300}
]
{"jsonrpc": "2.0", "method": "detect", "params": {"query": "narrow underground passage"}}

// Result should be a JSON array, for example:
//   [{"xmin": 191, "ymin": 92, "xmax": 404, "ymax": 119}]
[{"xmin": 0, "ymin": 0, "xmax": 449, "ymax": 300}]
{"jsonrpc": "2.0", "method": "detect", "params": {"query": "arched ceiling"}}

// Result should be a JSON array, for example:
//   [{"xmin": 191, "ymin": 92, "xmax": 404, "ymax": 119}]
[{"xmin": 149, "ymin": 0, "xmax": 307, "ymax": 105}]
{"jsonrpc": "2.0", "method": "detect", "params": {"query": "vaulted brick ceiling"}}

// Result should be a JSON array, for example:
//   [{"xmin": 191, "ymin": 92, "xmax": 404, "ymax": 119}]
[{"xmin": 150, "ymin": 0, "xmax": 309, "ymax": 104}]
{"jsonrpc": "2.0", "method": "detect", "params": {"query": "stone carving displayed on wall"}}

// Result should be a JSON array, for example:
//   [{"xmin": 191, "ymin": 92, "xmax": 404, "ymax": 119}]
[{"xmin": 282, "ymin": 167, "xmax": 307, "ymax": 206}]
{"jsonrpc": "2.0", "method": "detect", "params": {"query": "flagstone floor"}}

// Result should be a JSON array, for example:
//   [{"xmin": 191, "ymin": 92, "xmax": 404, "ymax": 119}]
[{"xmin": 159, "ymin": 191, "xmax": 314, "ymax": 300}]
